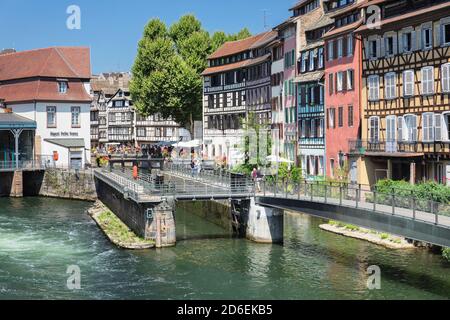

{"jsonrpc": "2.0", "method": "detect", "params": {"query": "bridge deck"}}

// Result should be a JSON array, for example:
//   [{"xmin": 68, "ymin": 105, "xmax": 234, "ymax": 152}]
[{"xmin": 94, "ymin": 166, "xmax": 450, "ymax": 247}]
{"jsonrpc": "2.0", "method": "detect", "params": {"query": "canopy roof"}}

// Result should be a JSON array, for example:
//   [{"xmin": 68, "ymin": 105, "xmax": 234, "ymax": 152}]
[
  {"xmin": 0, "ymin": 112, "xmax": 36, "ymax": 129},
  {"xmin": 44, "ymin": 138, "xmax": 85, "ymax": 148}
]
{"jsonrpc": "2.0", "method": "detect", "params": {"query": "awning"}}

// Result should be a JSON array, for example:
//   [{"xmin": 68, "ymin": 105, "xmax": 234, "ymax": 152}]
[
  {"xmin": 0, "ymin": 112, "xmax": 36, "ymax": 129},
  {"xmin": 44, "ymin": 138, "xmax": 85, "ymax": 149},
  {"xmin": 294, "ymin": 71, "xmax": 325, "ymax": 83}
]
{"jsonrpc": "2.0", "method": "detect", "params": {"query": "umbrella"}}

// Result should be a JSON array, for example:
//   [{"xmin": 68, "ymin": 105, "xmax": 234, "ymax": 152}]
[
  {"xmin": 174, "ymin": 139, "xmax": 201, "ymax": 148},
  {"xmin": 266, "ymin": 155, "xmax": 294, "ymax": 164}
]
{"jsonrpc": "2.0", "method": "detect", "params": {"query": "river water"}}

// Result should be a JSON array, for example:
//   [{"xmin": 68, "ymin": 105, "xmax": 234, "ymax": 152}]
[{"xmin": 0, "ymin": 197, "xmax": 449, "ymax": 300}]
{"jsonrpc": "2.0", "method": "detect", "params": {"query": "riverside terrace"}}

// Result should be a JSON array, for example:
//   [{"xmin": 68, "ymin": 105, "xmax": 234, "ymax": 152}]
[{"xmin": 93, "ymin": 161, "xmax": 450, "ymax": 248}]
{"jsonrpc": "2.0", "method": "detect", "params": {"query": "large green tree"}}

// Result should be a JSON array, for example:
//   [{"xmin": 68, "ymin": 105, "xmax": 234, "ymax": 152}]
[{"xmin": 131, "ymin": 15, "xmax": 252, "ymax": 135}]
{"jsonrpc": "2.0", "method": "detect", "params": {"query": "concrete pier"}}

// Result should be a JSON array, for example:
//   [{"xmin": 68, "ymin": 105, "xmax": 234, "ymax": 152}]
[
  {"xmin": 94, "ymin": 175, "xmax": 176, "ymax": 248},
  {"xmin": 0, "ymin": 171, "xmax": 23, "ymax": 197},
  {"xmin": 231, "ymin": 198, "xmax": 284, "ymax": 244}
]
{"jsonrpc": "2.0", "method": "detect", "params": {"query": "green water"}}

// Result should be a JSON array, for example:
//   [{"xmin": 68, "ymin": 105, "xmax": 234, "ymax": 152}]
[{"xmin": 0, "ymin": 197, "xmax": 449, "ymax": 299}]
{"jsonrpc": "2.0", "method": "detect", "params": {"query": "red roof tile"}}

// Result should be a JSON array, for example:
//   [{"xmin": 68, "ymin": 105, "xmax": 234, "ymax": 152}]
[
  {"xmin": 0, "ymin": 79, "xmax": 92, "ymax": 104},
  {"xmin": 0, "ymin": 47, "xmax": 91, "ymax": 81},
  {"xmin": 208, "ymin": 32, "xmax": 272, "ymax": 59}
]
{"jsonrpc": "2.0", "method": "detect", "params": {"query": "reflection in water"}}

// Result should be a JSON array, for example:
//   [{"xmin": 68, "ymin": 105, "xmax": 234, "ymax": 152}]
[{"xmin": 0, "ymin": 198, "xmax": 448, "ymax": 300}]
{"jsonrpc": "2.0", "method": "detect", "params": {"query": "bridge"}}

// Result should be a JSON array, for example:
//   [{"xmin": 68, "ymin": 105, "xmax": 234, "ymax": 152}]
[{"xmin": 93, "ymin": 160, "xmax": 450, "ymax": 248}]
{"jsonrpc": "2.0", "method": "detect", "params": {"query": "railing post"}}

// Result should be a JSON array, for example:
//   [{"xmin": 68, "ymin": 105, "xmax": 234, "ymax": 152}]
[
  {"xmin": 355, "ymin": 187, "xmax": 359, "ymax": 209},
  {"xmin": 324, "ymin": 183, "xmax": 327, "ymax": 204},
  {"xmin": 285, "ymin": 179, "xmax": 288, "ymax": 198},
  {"xmin": 263, "ymin": 179, "xmax": 266, "ymax": 197},
  {"xmin": 310, "ymin": 183, "xmax": 313, "ymax": 202},
  {"xmin": 339, "ymin": 184, "xmax": 343, "ymax": 206},
  {"xmin": 298, "ymin": 181, "xmax": 301, "ymax": 200},
  {"xmin": 391, "ymin": 192, "xmax": 395, "ymax": 216},
  {"xmin": 373, "ymin": 190, "xmax": 377, "ymax": 212}
]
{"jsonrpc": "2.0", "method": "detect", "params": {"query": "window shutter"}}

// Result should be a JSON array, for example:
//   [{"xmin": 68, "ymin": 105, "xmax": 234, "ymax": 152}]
[
  {"xmin": 398, "ymin": 32, "xmax": 404, "ymax": 54},
  {"xmin": 343, "ymin": 72, "xmax": 347, "ymax": 91},
  {"xmin": 379, "ymin": 37, "xmax": 384, "ymax": 57},
  {"xmin": 334, "ymin": 40, "xmax": 338, "ymax": 59},
  {"xmin": 435, "ymin": 114, "xmax": 442, "ymax": 141},
  {"xmin": 411, "ymin": 30, "xmax": 417, "ymax": 51}
]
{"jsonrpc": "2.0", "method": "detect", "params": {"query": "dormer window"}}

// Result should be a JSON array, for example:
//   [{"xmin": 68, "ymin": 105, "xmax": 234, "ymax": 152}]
[{"xmin": 58, "ymin": 81, "xmax": 68, "ymax": 94}]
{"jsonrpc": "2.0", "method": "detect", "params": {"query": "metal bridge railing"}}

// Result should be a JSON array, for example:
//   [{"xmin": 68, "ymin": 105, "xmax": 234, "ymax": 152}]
[{"xmin": 260, "ymin": 178, "xmax": 450, "ymax": 229}]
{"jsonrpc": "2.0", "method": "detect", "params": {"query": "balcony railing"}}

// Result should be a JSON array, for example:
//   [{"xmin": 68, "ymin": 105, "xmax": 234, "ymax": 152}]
[
  {"xmin": 349, "ymin": 140, "xmax": 450, "ymax": 155},
  {"xmin": 0, "ymin": 155, "xmax": 54, "ymax": 171}
]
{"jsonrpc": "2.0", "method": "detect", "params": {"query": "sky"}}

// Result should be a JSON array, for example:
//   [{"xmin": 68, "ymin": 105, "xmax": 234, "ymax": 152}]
[{"xmin": 0, "ymin": 0, "xmax": 298, "ymax": 74}]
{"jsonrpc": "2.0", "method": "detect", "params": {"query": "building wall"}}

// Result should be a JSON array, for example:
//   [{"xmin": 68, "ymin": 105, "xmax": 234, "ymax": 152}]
[
  {"xmin": 11, "ymin": 102, "xmax": 91, "ymax": 168},
  {"xmin": 325, "ymin": 33, "xmax": 362, "ymax": 179}
]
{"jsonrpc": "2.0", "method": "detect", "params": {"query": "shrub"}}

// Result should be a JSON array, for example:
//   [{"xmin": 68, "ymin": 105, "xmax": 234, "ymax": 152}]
[
  {"xmin": 380, "ymin": 233, "xmax": 389, "ymax": 240},
  {"xmin": 443, "ymin": 247, "xmax": 450, "ymax": 262}
]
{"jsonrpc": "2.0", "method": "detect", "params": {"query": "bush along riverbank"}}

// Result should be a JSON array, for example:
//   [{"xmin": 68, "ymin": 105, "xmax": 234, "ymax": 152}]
[
  {"xmin": 443, "ymin": 248, "xmax": 450, "ymax": 262},
  {"xmin": 320, "ymin": 220, "xmax": 415, "ymax": 249},
  {"xmin": 88, "ymin": 201, "xmax": 155, "ymax": 250}
]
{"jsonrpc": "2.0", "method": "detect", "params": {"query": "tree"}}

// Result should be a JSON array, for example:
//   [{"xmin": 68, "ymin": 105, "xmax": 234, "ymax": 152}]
[{"xmin": 131, "ymin": 15, "xmax": 253, "ymax": 135}]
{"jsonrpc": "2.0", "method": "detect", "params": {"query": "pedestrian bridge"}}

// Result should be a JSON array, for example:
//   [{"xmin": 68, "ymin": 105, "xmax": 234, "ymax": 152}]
[{"xmin": 93, "ymin": 163, "xmax": 450, "ymax": 248}]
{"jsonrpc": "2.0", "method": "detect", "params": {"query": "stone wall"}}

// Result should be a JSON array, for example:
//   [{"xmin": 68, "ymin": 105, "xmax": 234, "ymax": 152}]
[
  {"xmin": 23, "ymin": 169, "xmax": 97, "ymax": 201},
  {"xmin": 176, "ymin": 200, "xmax": 233, "ymax": 232},
  {"xmin": 0, "ymin": 172, "xmax": 13, "ymax": 197}
]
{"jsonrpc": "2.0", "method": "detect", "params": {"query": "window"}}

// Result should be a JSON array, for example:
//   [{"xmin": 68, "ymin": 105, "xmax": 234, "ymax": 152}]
[
  {"xmin": 385, "ymin": 36, "xmax": 394, "ymax": 56},
  {"xmin": 58, "ymin": 82, "xmax": 68, "ymax": 93},
  {"xmin": 368, "ymin": 75, "xmax": 379, "ymax": 101},
  {"xmin": 319, "ymin": 118, "xmax": 324, "ymax": 137},
  {"xmin": 404, "ymin": 114, "xmax": 418, "ymax": 142},
  {"xmin": 47, "ymin": 106, "xmax": 56, "ymax": 127},
  {"xmin": 338, "ymin": 106, "xmax": 344, "ymax": 127},
  {"xmin": 435, "ymin": 114, "xmax": 443, "ymax": 141},
  {"xmin": 348, "ymin": 105, "xmax": 354, "ymax": 127},
  {"xmin": 318, "ymin": 48, "xmax": 324, "ymax": 68},
  {"xmin": 328, "ymin": 73, "xmax": 334, "ymax": 95},
  {"xmin": 369, "ymin": 40, "xmax": 377, "ymax": 59},
  {"xmin": 442, "ymin": 63, "xmax": 450, "ymax": 92},
  {"xmin": 137, "ymin": 127, "xmax": 146, "ymax": 137},
  {"xmin": 421, "ymin": 66, "xmax": 434, "ymax": 95},
  {"xmin": 337, "ymin": 72, "xmax": 344, "ymax": 92},
  {"xmin": 397, "ymin": 116, "xmax": 403, "ymax": 142},
  {"xmin": 71, "ymin": 107, "xmax": 81, "ymax": 127},
  {"xmin": 422, "ymin": 26, "xmax": 432, "ymax": 50},
  {"xmin": 337, "ymin": 38, "xmax": 343, "ymax": 58},
  {"xmin": 402, "ymin": 31, "xmax": 413, "ymax": 52},
  {"xmin": 301, "ymin": 119, "xmax": 306, "ymax": 138},
  {"xmin": 423, "ymin": 112, "xmax": 434, "ymax": 142},
  {"xmin": 328, "ymin": 108, "xmax": 336, "ymax": 129},
  {"xmin": 369, "ymin": 116, "xmax": 379, "ymax": 142},
  {"xmin": 403, "ymin": 70, "xmax": 415, "ymax": 96},
  {"xmin": 328, "ymin": 41, "xmax": 334, "ymax": 60},
  {"xmin": 330, "ymin": 159, "xmax": 335, "ymax": 178},
  {"xmin": 384, "ymin": 72, "xmax": 396, "ymax": 99},
  {"xmin": 347, "ymin": 35, "xmax": 353, "ymax": 56},
  {"xmin": 347, "ymin": 69, "xmax": 354, "ymax": 90},
  {"xmin": 309, "ymin": 50, "xmax": 315, "ymax": 71},
  {"xmin": 442, "ymin": 22, "xmax": 450, "ymax": 46},
  {"xmin": 301, "ymin": 53, "xmax": 307, "ymax": 72}
]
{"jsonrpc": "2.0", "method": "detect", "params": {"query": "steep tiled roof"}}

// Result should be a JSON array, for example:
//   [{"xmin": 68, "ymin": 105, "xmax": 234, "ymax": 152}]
[
  {"xmin": 0, "ymin": 79, "xmax": 92, "ymax": 104},
  {"xmin": 208, "ymin": 32, "xmax": 272, "ymax": 59},
  {"xmin": 0, "ymin": 47, "xmax": 91, "ymax": 81}
]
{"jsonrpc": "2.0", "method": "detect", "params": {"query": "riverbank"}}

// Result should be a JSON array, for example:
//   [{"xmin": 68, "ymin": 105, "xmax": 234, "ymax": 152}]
[
  {"xmin": 88, "ymin": 201, "xmax": 155, "ymax": 250},
  {"xmin": 319, "ymin": 221, "xmax": 416, "ymax": 249}
]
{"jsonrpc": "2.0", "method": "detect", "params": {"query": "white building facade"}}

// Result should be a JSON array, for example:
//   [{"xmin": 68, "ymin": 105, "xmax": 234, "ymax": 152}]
[{"xmin": 0, "ymin": 47, "xmax": 92, "ymax": 169}]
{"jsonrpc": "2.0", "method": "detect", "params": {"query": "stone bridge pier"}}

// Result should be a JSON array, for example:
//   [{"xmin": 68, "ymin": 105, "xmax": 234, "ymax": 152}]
[
  {"xmin": 94, "ymin": 176, "xmax": 176, "ymax": 248},
  {"xmin": 231, "ymin": 198, "xmax": 284, "ymax": 244}
]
